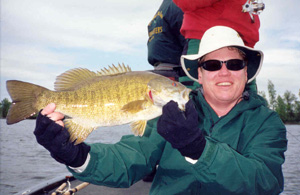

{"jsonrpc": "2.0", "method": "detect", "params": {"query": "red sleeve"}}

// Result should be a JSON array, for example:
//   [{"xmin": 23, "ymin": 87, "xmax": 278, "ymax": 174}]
[{"xmin": 173, "ymin": 0, "xmax": 220, "ymax": 11}]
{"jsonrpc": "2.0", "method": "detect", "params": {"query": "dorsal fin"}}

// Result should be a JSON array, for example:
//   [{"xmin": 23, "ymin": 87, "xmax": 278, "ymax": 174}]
[
  {"xmin": 54, "ymin": 63, "xmax": 131, "ymax": 91},
  {"xmin": 54, "ymin": 68, "xmax": 97, "ymax": 91},
  {"xmin": 97, "ymin": 63, "xmax": 131, "ymax": 76}
]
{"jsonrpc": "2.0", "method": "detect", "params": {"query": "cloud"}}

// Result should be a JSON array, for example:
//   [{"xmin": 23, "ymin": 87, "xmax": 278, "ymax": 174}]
[
  {"xmin": 2, "ymin": 0, "xmax": 160, "ymax": 53},
  {"xmin": 257, "ymin": 0, "xmax": 300, "ymax": 48},
  {"xmin": 264, "ymin": 49, "xmax": 300, "ymax": 65},
  {"xmin": 1, "ymin": 36, "xmax": 81, "ymax": 75},
  {"xmin": 257, "ymin": 47, "xmax": 300, "ymax": 96}
]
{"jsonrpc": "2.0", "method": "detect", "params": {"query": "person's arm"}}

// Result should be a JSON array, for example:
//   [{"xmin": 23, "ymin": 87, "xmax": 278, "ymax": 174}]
[
  {"xmin": 192, "ymin": 113, "xmax": 286, "ymax": 194},
  {"xmin": 68, "ymin": 118, "xmax": 166, "ymax": 187},
  {"xmin": 157, "ymin": 100, "xmax": 287, "ymax": 194},
  {"xmin": 34, "ymin": 104, "xmax": 166, "ymax": 187},
  {"xmin": 34, "ymin": 103, "xmax": 90, "ymax": 167}
]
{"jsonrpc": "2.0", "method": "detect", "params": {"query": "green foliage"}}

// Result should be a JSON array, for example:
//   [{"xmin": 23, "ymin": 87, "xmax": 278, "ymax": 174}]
[
  {"xmin": 266, "ymin": 81, "xmax": 300, "ymax": 124},
  {"xmin": 0, "ymin": 98, "xmax": 12, "ymax": 118},
  {"xmin": 268, "ymin": 80, "xmax": 277, "ymax": 110},
  {"xmin": 294, "ymin": 100, "xmax": 300, "ymax": 122},
  {"xmin": 275, "ymin": 95, "xmax": 287, "ymax": 123},
  {"xmin": 283, "ymin": 91, "xmax": 297, "ymax": 122}
]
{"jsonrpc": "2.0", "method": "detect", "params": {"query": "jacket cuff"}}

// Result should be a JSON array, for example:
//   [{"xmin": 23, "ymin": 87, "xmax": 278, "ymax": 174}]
[
  {"xmin": 185, "ymin": 156, "xmax": 198, "ymax": 164},
  {"xmin": 69, "ymin": 153, "xmax": 91, "ymax": 173}
]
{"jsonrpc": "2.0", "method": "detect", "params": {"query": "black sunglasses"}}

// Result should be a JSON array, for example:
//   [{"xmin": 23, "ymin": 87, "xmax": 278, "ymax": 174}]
[{"xmin": 198, "ymin": 59, "xmax": 247, "ymax": 71}]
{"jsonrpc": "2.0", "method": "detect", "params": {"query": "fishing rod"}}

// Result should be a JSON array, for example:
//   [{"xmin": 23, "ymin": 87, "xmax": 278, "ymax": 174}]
[{"xmin": 51, "ymin": 176, "xmax": 90, "ymax": 195}]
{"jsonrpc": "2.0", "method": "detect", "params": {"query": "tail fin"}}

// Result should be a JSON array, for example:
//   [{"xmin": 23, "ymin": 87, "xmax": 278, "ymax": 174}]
[{"xmin": 6, "ymin": 80, "xmax": 49, "ymax": 125}]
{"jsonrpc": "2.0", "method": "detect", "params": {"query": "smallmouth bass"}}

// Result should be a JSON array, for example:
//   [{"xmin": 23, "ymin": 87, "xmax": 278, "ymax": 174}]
[{"xmin": 6, "ymin": 64, "xmax": 191, "ymax": 144}]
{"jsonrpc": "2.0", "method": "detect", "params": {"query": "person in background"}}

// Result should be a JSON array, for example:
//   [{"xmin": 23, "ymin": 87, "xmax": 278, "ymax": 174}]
[
  {"xmin": 147, "ymin": 0, "xmax": 199, "ymax": 88},
  {"xmin": 174, "ymin": 0, "xmax": 261, "ymax": 48},
  {"xmin": 34, "ymin": 26, "xmax": 287, "ymax": 194}
]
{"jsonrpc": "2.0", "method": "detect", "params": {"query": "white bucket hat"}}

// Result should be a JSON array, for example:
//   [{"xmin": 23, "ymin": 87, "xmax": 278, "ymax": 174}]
[{"xmin": 181, "ymin": 26, "xmax": 264, "ymax": 83}]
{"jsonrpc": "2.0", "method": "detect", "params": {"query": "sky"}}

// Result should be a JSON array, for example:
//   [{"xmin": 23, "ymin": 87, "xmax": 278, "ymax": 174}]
[{"xmin": 1, "ymin": 0, "xmax": 300, "ymax": 101}]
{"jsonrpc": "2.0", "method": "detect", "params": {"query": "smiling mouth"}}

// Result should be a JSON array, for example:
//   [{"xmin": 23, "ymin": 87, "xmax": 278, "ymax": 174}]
[{"xmin": 217, "ymin": 82, "xmax": 232, "ymax": 86}]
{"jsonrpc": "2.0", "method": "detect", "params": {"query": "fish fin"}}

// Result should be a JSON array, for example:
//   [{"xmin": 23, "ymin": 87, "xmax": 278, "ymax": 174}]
[
  {"xmin": 6, "ymin": 80, "xmax": 48, "ymax": 124},
  {"xmin": 97, "ymin": 63, "xmax": 131, "ymax": 76},
  {"xmin": 54, "ymin": 64, "xmax": 131, "ymax": 91},
  {"xmin": 64, "ymin": 119, "xmax": 95, "ymax": 145},
  {"xmin": 54, "ymin": 68, "xmax": 97, "ymax": 91},
  {"xmin": 121, "ymin": 99, "xmax": 152, "ymax": 114},
  {"xmin": 131, "ymin": 120, "xmax": 147, "ymax": 136}
]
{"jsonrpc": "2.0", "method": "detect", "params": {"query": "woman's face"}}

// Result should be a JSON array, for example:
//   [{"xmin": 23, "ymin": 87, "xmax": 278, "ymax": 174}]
[{"xmin": 198, "ymin": 47, "xmax": 248, "ymax": 107}]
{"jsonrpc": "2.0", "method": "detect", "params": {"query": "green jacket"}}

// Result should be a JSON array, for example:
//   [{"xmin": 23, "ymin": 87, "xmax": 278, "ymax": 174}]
[{"xmin": 70, "ymin": 89, "xmax": 287, "ymax": 195}]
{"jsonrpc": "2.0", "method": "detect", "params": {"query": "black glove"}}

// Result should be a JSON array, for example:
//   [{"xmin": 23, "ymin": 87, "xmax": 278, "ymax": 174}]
[
  {"xmin": 34, "ymin": 112, "xmax": 90, "ymax": 167},
  {"xmin": 157, "ymin": 100, "xmax": 206, "ymax": 160}
]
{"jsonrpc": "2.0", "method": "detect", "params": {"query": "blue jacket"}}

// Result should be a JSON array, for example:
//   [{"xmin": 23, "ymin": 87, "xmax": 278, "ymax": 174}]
[{"xmin": 147, "ymin": 0, "xmax": 186, "ymax": 66}]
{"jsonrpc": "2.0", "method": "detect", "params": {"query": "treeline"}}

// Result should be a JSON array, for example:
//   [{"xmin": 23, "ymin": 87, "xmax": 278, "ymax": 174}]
[
  {"xmin": 1, "ymin": 80, "xmax": 299, "ymax": 123},
  {"xmin": 259, "ymin": 80, "xmax": 300, "ymax": 124}
]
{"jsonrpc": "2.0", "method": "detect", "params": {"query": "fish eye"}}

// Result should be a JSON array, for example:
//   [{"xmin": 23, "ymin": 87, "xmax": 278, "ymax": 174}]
[{"xmin": 172, "ymin": 82, "xmax": 177, "ymax": 87}]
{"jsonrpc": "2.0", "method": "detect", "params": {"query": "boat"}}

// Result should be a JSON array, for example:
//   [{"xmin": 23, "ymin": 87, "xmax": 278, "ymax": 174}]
[{"xmin": 18, "ymin": 175, "xmax": 152, "ymax": 195}]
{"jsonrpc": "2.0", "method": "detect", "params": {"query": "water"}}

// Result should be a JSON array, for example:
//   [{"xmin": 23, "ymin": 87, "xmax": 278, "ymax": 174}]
[
  {"xmin": 0, "ymin": 119, "xmax": 299, "ymax": 194},
  {"xmin": 0, "ymin": 119, "xmax": 132, "ymax": 195},
  {"xmin": 282, "ymin": 125, "xmax": 300, "ymax": 194}
]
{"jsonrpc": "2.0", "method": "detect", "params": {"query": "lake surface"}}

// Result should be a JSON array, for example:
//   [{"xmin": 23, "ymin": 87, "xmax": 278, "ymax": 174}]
[{"xmin": 0, "ymin": 119, "xmax": 299, "ymax": 194}]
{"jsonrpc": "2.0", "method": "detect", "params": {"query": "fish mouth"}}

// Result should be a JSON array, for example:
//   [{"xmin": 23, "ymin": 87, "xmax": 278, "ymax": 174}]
[{"xmin": 178, "ymin": 88, "xmax": 192, "ymax": 110}]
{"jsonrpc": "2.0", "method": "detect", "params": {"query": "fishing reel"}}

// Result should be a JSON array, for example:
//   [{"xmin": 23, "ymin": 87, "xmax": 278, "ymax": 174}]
[{"xmin": 242, "ymin": 0, "xmax": 265, "ymax": 23}]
